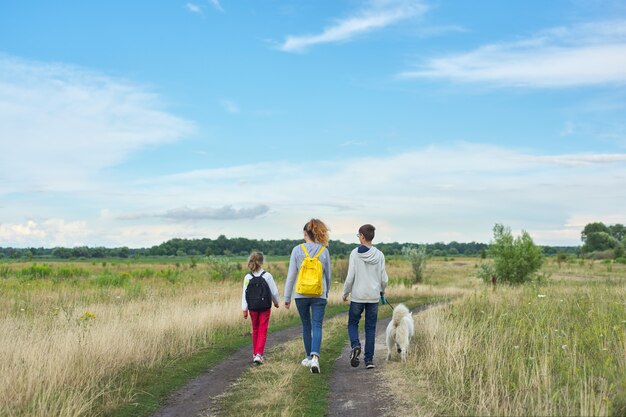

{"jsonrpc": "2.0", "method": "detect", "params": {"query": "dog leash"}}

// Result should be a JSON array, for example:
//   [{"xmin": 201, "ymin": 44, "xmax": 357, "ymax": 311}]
[{"xmin": 380, "ymin": 292, "xmax": 395, "ymax": 311}]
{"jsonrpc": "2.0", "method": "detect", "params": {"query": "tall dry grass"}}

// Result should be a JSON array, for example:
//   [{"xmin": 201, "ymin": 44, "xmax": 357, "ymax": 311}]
[
  {"xmin": 385, "ymin": 281, "xmax": 626, "ymax": 416},
  {"xmin": 0, "ymin": 282, "xmax": 262, "ymax": 416},
  {"xmin": 0, "ymin": 258, "xmax": 310, "ymax": 417}
]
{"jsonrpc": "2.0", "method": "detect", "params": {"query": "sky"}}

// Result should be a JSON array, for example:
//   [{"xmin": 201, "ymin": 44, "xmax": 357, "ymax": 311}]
[{"xmin": 1, "ymin": 0, "xmax": 626, "ymax": 248}]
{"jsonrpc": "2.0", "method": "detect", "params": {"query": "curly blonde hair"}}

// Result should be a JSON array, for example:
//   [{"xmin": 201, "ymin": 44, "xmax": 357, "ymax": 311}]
[{"xmin": 303, "ymin": 218, "xmax": 330, "ymax": 247}]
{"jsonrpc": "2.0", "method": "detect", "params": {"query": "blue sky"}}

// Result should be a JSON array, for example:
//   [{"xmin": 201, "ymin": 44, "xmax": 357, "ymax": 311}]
[{"xmin": 1, "ymin": 0, "xmax": 626, "ymax": 248}]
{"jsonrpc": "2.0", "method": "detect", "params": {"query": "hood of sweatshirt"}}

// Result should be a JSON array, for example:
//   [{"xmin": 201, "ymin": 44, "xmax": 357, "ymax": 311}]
[{"xmin": 356, "ymin": 246, "xmax": 384, "ymax": 264}]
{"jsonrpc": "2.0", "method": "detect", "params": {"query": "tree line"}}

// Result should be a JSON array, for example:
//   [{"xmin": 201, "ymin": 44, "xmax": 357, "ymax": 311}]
[{"xmin": 0, "ymin": 234, "xmax": 580, "ymax": 260}]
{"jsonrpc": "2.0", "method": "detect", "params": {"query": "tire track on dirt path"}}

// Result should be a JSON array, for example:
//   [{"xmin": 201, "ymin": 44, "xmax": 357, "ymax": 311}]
[
  {"xmin": 150, "ymin": 324, "xmax": 303, "ymax": 417},
  {"xmin": 152, "ymin": 310, "xmax": 350, "ymax": 417},
  {"xmin": 328, "ymin": 303, "xmax": 442, "ymax": 417}
]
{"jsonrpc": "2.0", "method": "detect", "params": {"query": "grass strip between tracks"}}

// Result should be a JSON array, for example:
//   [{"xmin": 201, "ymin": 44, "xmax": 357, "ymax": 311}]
[{"xmin": 218, "ymin": 296, "xmax": 444, "ymax": 417}]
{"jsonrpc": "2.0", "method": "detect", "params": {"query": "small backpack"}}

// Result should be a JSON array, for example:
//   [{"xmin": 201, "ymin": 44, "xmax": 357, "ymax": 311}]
[
  {"xmin": 245, "ymin": 272, "xmax": 272, "ymax": 312},
  {"xmin": 295, "ymin": 244, "xmax": 325, "ymax": 296}
]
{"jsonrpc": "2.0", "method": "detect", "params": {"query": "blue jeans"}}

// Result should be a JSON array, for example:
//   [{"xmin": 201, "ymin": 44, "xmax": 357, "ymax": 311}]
[
  {"xmin": 348, "ymin": 302, "xmax": 379, "ymax": 362},
  {"xmin": 295, "ymin": 297, "xmax": 327, "ymax": 358}
]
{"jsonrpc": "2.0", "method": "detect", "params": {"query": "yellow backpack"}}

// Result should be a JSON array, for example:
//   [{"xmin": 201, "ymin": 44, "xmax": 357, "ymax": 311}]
[{"xmin": 296, "ymin": 244, "xmax": 325, "ymax": 296}]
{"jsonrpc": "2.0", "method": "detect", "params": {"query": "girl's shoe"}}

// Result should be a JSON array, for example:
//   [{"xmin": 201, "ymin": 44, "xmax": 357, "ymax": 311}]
[
  {"xmin": 301, "ymin": 357, "xmax": 311, "ymax": 367},
  {"xmin": 253, "ymin": 354, "xmax": 264, "ymax": 365},
  {"xmin": 310, "ymin": 356, "xmax": 320, "ymax": 374}
]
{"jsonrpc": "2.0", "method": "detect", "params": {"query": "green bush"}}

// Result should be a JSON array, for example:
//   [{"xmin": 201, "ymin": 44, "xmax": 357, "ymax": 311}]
[
  {"xmin": 93, "ymin": 272, "xmax": 130, "ymax": 287},
  {"xmin": 158, "ymin": 268, "xmax": 179, "ymax": 284},
  {"xmin": 56, "ymin": 266, "xmax": 89, "ymax": 279},
  {"xmin": 476, "ymin": 262, "xmax": 496, "ymax": 283},
  {"xmin": 20, "ymin": 264, "xmax": 53, "ymax": 279},
  {"xmin": 0, "ymin": 265, "xmax": 11, "ymax": 278},
  {"xmin": 488, "ymin": 224, "xmax": 544, "ymax": 285},
  {"xmin": 206, "ymin": 256, "xmax": 240, "ymax": 281},
  {"xmin": 402, "ymin": 246, "xmax": 427, "ymax": 284},
  {"xmin": 131, "ymin": 268, "xmax": 156, "ymax": 279}
]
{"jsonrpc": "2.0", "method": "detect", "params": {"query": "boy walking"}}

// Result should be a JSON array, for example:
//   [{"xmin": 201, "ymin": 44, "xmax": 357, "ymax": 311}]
[{"xmin": 342, "ymin": 224, "xmax": 389, "ymax": 369}]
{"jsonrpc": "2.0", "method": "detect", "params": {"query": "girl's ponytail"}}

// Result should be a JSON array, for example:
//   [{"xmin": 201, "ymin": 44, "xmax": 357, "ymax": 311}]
[
  {"xmin": 303, "ymin": 218, "xmax": 330, "ymax": 247},
  {"xmin": 248, "ymin": 252, "xmax": 264, "ymax": 272}
]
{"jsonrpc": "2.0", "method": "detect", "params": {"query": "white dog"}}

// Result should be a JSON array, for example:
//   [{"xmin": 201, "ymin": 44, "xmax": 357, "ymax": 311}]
[{"xmin": 385, "ymin": 303, "xmax": 414, "ymax": 361}]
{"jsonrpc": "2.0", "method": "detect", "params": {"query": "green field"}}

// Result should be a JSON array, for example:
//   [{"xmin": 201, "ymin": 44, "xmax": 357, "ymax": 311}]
[{"xmin": 0, "ymin": 256, "xmax": 624, "ymax": 416}]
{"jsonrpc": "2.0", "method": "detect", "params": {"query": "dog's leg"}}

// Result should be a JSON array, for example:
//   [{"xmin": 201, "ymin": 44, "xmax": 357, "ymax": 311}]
[{"xmin": 396, "ymin": 343, "xmax": 401, "ymax": 354}]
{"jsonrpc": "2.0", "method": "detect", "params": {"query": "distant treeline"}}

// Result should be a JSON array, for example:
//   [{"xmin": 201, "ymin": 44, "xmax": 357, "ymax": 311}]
[{"xmin": 0, "ymin": 234, "xmax": 579, "ymax": 259}]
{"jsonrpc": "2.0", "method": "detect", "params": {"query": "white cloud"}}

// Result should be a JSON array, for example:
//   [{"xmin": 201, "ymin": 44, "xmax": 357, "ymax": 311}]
[
  {"xmin": 0, "ymin": 219, "xmax": 91, "ymax": 247},
  {"xmin": 118, "ymin": 144, "xmax": 626, "ymax": 246},
  {"xmin": 0, "ymin": 55, "xmax": 194, "ymax": 194},
  {"xmin": 3, "ymin": 141, "xmax": 626, "ymax": 247},
  {"xmin": 400, "ymin": 20, "xmax": 626, "ymax": 87},
  {"xmin": 521, "ymin": 153, "xmax": 626, "ymax": 166},
  {"xmin": 278, "ymin": 0, "xmax": 427, "ymax": 52},
  {"xmin": 185, "ymin": 3, "xmax": 203, "ymax": 14},
  {"xmin": 208, "ymin": 0, "xmax": 223, "ymax": 12}
]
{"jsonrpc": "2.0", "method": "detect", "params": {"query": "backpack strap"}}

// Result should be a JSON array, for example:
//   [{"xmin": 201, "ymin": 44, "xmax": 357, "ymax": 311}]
[
  {"xmin": 313, "ymin": 246, "xmax": 325, "ymax": 259},
  {"xmin": 301, "ymin": 244, "xmax": 325, "ymax": 259}
]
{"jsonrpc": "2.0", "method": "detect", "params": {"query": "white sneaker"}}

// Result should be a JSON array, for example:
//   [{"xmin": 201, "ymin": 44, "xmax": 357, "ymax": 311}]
[
  {"xmin": 310, "ymin": 356, "xmax": 320, "ymax": 374},
  {"xmin": 253, "ymin": 354, "xmax": 263, "ymax": 365},
  {"xmin": 301, "ymin": 357, "xmax": 311, "ymax": 367}
]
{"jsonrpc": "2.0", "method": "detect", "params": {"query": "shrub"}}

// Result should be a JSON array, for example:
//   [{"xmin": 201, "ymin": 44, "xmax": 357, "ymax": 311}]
[
  {"xmin": 56, "ymin": 266, "xmax": 89, "ymax": 279},
  {"xmin": 206, "ymin": 256, "xmax": 239, "ymax": 281},
  {"xmin": 93, "ymin": 272, "xmax": 130, "ymax": 287},
  {"xmin": 556, "ymin": 251, "xmax": 568, "ymax": 267},
  {"xmin": 588, "ymin": 250, "xmax": 614, "ymax": 260},
  {"xmin": 476, "ymin": 262, "xmax": 496, "ymax": 284},
  {"xmin": 488, "ymin": 224, "xmax": 544, "ymax": 285},
  {"xmin": 402, "ymin": 246, "xmax": 427, "ymax": 284},
  {"xmin": 131, "ymin": 268, "xmax": 156, "ymax": 279},
  {"xmin": 20, "ymin": 264, "xmax": 53, "ymax": 280},
  {"xmin": 158, "ymin": 269, "xmax": 179, "ymax": 284},
  {"xmin": 0, "ymin": 265, "xmax": 12, "ymax": 278}
]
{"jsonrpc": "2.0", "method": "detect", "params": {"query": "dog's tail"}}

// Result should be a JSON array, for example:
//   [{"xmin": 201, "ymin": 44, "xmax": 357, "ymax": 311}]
[{"xmin": 391, "ymin": 303, "xmax": 410, "ymax": 327}]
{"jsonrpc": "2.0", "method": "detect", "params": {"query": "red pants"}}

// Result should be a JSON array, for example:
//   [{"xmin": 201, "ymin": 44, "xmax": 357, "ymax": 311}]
[{"xmin": 249, "ymin": 309, "xmax": 271, "ymax": 355}]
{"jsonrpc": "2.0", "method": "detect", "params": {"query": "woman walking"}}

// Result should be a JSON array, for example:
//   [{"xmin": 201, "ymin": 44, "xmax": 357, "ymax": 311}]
[{"xmin": 284, "ymin": 218, "xmax": 332, "ymax": 374}]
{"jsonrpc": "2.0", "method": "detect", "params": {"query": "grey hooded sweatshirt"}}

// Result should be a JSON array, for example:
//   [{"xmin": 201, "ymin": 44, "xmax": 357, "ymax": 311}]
[{"xmin": 342, "ymin": 246, "xmax": 389, "ymax": 303}]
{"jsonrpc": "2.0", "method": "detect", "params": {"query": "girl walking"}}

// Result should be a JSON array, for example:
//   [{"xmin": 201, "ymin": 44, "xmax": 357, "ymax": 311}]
[
  {"xmin": 283, "ymin": 219, "xmax": 332, "ymax": 373},
  {"xmin": 242, "ymin": 252, "xmax": 280, "ymax": 365}
]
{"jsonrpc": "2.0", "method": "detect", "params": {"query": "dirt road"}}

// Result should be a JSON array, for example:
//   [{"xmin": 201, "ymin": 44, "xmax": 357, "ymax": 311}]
[
  {"xmin": 151, "ymin": 304, "xmax": 436, "ymax": 417},
  {"xmin": 327, "ymin": 304, "xmax": 437, "ymax": 417}
]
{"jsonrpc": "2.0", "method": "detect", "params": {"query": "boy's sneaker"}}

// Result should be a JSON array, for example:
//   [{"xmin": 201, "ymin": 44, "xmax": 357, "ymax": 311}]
[
  {"xmin": 253, "ymin": 354, "xmax": 264, "ymax": 365},
  {"xmin": 350, "ymin": 346, "xmax": 361, "ymax": 367},
  {"xmin": 301, "ymin": 357, "xmax": 311, "ymax": 367},
  {"xmin": 310, "ymin": 356, "xmax": 320, "ymax": 374},
  {"xmin": 365, "ymin": 361, "xmax": 376, "ymax": 369}
]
